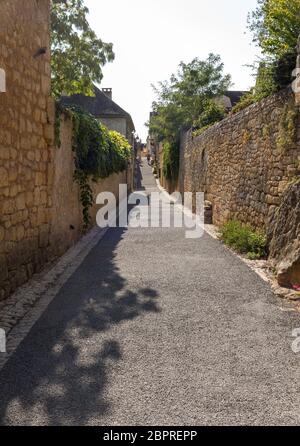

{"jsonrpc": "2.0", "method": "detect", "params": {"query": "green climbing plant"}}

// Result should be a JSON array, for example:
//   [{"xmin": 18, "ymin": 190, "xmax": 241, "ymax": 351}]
[
  {"xmin": 60, "ymin": 106, "xmax": 131, "ymax": 230},
  {"xmin": 163, "ymin": 141, "xmax": 180, "ymax": 181},
  {"xmin": 73, "ymin": 169, "xmax": 94, "ymax": 229},
  {"xmin": 276, "ymin": 101, "xmax": 298, "ymax": 151}
]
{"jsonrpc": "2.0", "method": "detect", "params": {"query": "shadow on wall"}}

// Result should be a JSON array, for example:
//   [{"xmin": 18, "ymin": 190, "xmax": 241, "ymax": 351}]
[{"xmin": 0, "ymin": 227, "xmax": 160, "ymax": 425}]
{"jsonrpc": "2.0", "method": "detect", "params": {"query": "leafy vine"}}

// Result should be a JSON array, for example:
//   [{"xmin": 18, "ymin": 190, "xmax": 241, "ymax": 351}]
[
  {"xmin": 276, "ymin": 101, "xmax": 298, "ymax": 152},
  {"xmin": 67, "ymin": 106, "xmax": 132, "ymax": 230}
]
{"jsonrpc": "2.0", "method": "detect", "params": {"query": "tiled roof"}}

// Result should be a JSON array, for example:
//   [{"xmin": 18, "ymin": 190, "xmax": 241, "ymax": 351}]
[{"xmin": 60, "ymin": 86, "xmax": 134, "ymax": 128}]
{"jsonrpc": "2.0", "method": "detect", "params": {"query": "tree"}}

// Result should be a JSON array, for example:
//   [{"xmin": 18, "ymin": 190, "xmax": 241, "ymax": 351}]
[
  {"xmin": 149, "ymin": 54, "xmax": 231, "ymax": 140},
  {"xmin": 148, "ymin": 54, "xmax": 231, "ymax": 180},
  {"xmin": 246, "ymin": 0, "xmax": 300, "ymax": 101},
  {"xmin": 248, "ymin": 0, "xmax": 300, "ymax": 58},
  {"xmin": 51, "ymin": 0, "xmax": 115, "ymax": 97}
]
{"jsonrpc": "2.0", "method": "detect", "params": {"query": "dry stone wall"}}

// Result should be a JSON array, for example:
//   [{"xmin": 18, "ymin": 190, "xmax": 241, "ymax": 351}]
[
  {"xmin": 0, "ymin": 0, "xmax": 52, "ymax": 299},
  {"xmin": 0, "ymin": 0, "xmax": 131, "ymax": 301},
  {"xmin": 179, "ymin": 88, "xmax": 300, "ymax": 284},
  {"xmin": 49, "ymin": 111, "xmax": 127, "ymax": 258},
  {"xmin": 180, "ymin": 89, "xmax": 300, "ymax": 229}
]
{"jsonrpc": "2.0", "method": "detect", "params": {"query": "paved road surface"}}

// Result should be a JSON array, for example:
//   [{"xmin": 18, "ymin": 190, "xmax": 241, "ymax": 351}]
[{"xmin": 0, "ymin": 159, "xmax": 300, "ymax": 425}]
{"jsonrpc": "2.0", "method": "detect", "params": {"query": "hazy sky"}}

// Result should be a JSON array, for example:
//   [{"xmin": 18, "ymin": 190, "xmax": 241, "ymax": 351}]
[{"xmin": 85, "ymin": 0, "xmax": 260, "ymax": 141}]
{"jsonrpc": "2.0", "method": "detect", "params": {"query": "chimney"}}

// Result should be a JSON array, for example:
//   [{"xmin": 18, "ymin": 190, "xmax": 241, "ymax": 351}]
[{"xmin": 102, "ymin": 88, "xmax": 112, "ymax": 100}]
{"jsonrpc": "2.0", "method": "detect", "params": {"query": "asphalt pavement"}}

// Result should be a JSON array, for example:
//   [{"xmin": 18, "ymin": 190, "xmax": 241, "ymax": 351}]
[{"xmin": 0, "ymin": 159, "xmax": 299, "ymax": 426}]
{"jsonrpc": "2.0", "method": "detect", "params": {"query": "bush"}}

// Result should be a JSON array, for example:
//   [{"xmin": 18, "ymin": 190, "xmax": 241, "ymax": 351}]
[
  {"xmin": 107, "ymin": 130, "xmax": 132, "ymax": 174},
  {"xmin": 219, "ymin": 220, "xmax": 267, "ymax": 259},
  {"xmin": 231, "ymin": 91, "xmax": 256, "ymax": 114},
  {"xmin": 70, "ymin": 107, "xmax": 131, "ymax": 179},
  {"xmin": 163, "ymin": 141, "xmax": 179, "ymax": 181},
  {"xmin": 192, "ymin": 124, "xmax": 213, "ymax": 138},
  {"xmin": 193, "ymin": 101, "xmax": 225, "ymax": 129},
  {"xmin": 232, "ymin": 51, "xmax": 297, "ymax": 115}
]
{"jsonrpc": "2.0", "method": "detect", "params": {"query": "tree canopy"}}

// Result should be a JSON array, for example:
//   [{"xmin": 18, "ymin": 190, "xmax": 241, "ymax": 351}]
[
  {"xmin": 149, "ymin": 54, "xmax": 231, "ymax": 144},
  {"xmin": 148, "ymin": 54, "xmax": 231, "ymax": 180},
  {"xmin": 51, "ymin": 0, "xmax": 115, "ymax": 97},
  {"xmin": 248, "ymin": 0, "xmax": 300, "ymax": 58},
  {"xmin": 232, "ymin": 0, "xmax": 300, "ymax": 111}
]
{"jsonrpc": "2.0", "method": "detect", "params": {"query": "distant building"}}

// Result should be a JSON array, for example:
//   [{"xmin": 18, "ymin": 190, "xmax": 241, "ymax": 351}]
[{"xmin": 60, "ymin": 86, "xmax": 135, "ymax": 143}]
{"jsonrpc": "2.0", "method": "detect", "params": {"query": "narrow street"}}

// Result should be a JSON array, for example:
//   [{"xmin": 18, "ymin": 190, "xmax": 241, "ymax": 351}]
[{"xmin": 0, "ymin": 159, "xmax": 299, "ymax": 426}]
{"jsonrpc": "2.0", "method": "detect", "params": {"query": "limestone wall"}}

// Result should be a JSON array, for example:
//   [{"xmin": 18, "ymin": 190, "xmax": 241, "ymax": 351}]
[
  {"xmin": 49, "ymin": 112, "xmax": 127, "ymax": 258},
  {"xmin": 0, "ymin": 0, "xmax": 52, "ymax": 299},
  {"xmin": 0, "ymin": 1, "xmax": 131, "ymax": 301},
  {"xmin": 180, "ymin": 89, "xmax": 300, "ymax": 230}
]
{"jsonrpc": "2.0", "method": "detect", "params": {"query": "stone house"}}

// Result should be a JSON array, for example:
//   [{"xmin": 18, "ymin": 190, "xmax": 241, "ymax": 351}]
[{"xmin": 60, "ymin": 86, "xmax": 135, "ymax": 143}]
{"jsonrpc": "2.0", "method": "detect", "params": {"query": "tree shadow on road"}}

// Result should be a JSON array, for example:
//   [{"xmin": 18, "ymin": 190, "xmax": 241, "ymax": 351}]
[{"xmin": 0, "ymin": 227, "xmax": 160, "ymax": 425}]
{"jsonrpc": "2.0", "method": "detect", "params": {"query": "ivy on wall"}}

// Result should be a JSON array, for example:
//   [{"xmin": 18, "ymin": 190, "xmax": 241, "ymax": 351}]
[
  {"xmin": 276, "ymin": 101, "xmax": 298, "ymax": 152},
  {"xmin": 55, "ymin": 104, "xmax": 132, "ymax": 230},
  {"xmin": 163, "ymin": 141, "xmax": 180, "ymax": 181}
]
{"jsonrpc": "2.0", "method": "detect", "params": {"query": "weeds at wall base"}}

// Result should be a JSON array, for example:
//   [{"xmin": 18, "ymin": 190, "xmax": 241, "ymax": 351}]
[{"xmin": 219, "ymin": 220, "xmax": 267, "ymax": 260}]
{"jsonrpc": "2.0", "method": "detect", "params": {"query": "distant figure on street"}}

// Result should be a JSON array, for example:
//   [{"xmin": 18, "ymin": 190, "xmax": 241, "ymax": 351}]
[{"xmin": 147, "ymin": 154, "xmax": 151, "ymax": 165}]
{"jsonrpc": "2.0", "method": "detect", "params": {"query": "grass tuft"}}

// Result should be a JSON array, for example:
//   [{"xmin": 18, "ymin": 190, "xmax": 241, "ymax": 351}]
[{"xmin": 219, "ymin": 220, "xmax": 267, "ymax": 260}]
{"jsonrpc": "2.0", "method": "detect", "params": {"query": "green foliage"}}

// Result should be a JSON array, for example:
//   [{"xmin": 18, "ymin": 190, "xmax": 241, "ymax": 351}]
[
  {"xmin": 163, "ymin": 141, "xmax": 180, "ymax": 181},
  {"xmin": 248, "ymin": 0, "xmax": 300, "ymax": 58},
  {"xmin": 247, "ymin": 0, "xmax": 300, "ymax": 101},
  {"xmin": 232, "ymin": 90, "xmax": 256, "ymax": 114},
  {"xmin": 191, "ymin": 101, "xmax": 225, "ymax": 136},
  {"xmin": 220, "ymin": 220, "xmax": 267, "ymax": 260},
  {"xmin": 254, "ymin": 53, "xmax": 296, "ymax": 99},
  {"xmin": 74, "ymin": 169, "xmax": 93, "ymax": 230},
  {"xmin": 277, "ymin": 101, "xmax": 298, "ymax": 151},
  {"xmin": 149, "ymin": 54, "xmax": 230, "ymax": 138},
  {"xmin": 254, "ymin": 60, "xmax": 279, "ymax": 99},
  {"xmin": 51, "ymin": 0, "xmax": 114, "ymax": 97},
  {"xmin": 232, "ymin": 53, "xmax": 296, "ymax": 114},
  {"xmin": 193, "ymin": 101, "xmax": 225, "ymax": 130},
  {"xmin": 107, "ymin": 130, "xmax": 133, "ymax": 174},
  {"xmin": 63, "ymin": 106, "xmax": 131, "ymax": 229},
  {"xmin": 262, "ymin": 123, "xmax": 272, "ymax": 139},
  {"xmin": 192, "ymin": 125, "xmax": 212, "ymax": 138},
  {"xmin": 148, "ymin": 54, "xmax": 231, "ymax": 181}
]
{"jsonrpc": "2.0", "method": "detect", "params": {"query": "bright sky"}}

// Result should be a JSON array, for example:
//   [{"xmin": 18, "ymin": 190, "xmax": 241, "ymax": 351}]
[{"xmin": 85, "ymin": 0, "xmax": 260, "ymax": 141}]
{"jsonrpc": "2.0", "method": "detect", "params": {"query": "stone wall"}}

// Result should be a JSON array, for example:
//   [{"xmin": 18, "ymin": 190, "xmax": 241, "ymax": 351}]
[
  {"xmin": 0, "ymin": 0, "xmax": 52, "ymax": 299},
  {"xmin": 49, "ymin": 111, "xmax": 128, "ymax": 258},
  {"xmin": 268, "ymin": 180, "xmax": 300, "ymax": 286},
  {"xmin": 0, "ymin": 1, "xmax": 131, "ymax": 301},
  {"xmin": 179, "ymin": 88, "xmax": 300, "ymax": 284},
  {"xmin": 180, "ymin": 89, "xmax": 300, "ymax": 229}
]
